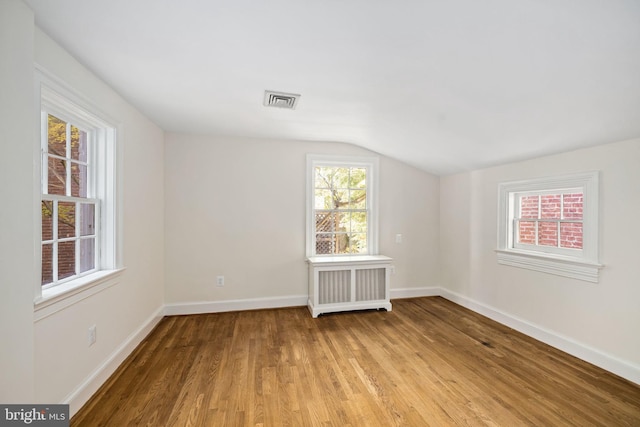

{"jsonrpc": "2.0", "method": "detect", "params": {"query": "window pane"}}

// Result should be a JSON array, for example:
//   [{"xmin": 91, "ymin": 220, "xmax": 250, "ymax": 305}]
[
  {"xmin": 337, "ymin": 212, "xmax": 350, "ymax": 232},
  {"xmin": 47, "ymin": 156, "xmax": 67, "ymax": 195},
  {"xmin": 47, "ymin": 114, "xmax": 67, "ymax": 157},
  {"xmin": 538, "ymin": 221, "xmax": 558, "ymax": 246},
  {"xmin": 518, "ymin": 220, "xmax": 536, "ymax": 244},
  {"xmin": 316, "ymin": 211, "xmax": 336, "ymax": 232},
  {"xmin": 349, "ymin": 168, "xmax": 366, "ymax": 188},
  {"xmin": 563, "ymin": 193, "xmax": 583, "ymax": 220},
  {"xmin": 71, "ymin": 162, "xmax": 88, "ymax": 197},
  {"xmin": 334, "ymin": 233, "xmax": 350, "ymax": 254},
  {"xmin": 315, "ymin": 233, "xmax": 336, "ymax": 254},
  {"xmin": 70, "ymin": 125, "xmax": 88, "ymax": 162},
  {"xmin": 520, "ymin": 195, "xmax": 539, "ymax": 219},
  {"xmin": 80, "ymin": 238, "xmax": 95, "ymax": 273},
  {"xmin": 315, "ymin": 167, "xmax": 337, "ymax": 189},
  {"xmin": 80, "ymin": 203, "xmax": 95, "ymax": 236},
  {"xmin": 333, "ymin": 168, "xmax": 350, "ymax": 189},
  {"xmin": 348, "ymin": 233, "xmax": 367, "ymax": 254},
  {"xmin": 560, "ymin": 222, "xmax": 583, "ymax": 249},
  {"xmin": 350, "ymin": 211, "xmax": 367, "ymax": 233},
  {"xmin": 350, "ymin": 189, "xmax": 366, "ymax": 209},
  {"xmin": 42, "ymin": 201, "xmax": 54, "ymax": 241},
  {"xmin": 42, "ymin": 243, "xmax": 53, "ymax": 286},
  {"xmin": 58, "ymin": 241, "xmax": 76, "ymax": 280},
  {"xmin": 58, "ymin": 202, "xmax": 76, "ymax": 238},
  {"xmin": 540, "ymin": 195, "xmax": 561, "ymax": 219},
  {"xmin": 334, "ymin": 189, "xmax": 349, "ymax": 209},
  {"xmin": 314, "ymin": 189, "xmax": 334, "ymax": 209}
]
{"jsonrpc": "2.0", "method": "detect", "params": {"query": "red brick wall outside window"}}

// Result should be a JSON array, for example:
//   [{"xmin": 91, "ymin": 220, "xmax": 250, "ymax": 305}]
[{"xmin": 517, "ymin": 193, "xmax": 583, "ymax": 250}]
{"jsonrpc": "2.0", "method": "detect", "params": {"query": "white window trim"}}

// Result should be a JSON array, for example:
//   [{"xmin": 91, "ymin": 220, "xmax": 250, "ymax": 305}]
[
  {"xmin": 496, "ymin": 171, "xmax": 603, "ymax": 283},
  {"xmin": 306, "ymin": 154, "xmax": 379, "ymax": 258},
  {"xmin": 34, "ymin": 66, "xmax": 124, "ymax": 307}
]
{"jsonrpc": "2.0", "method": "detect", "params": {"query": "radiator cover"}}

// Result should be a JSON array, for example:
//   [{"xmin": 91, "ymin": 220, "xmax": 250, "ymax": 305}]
[{"xmin": 306, "ymin": 255, "xmax": 393, "ymax": 317}]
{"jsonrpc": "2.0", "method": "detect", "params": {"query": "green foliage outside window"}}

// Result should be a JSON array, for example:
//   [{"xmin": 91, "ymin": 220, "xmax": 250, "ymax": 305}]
[{"xmin": 314, "ymin": 166, "xmax": 368, "ymax": 254}]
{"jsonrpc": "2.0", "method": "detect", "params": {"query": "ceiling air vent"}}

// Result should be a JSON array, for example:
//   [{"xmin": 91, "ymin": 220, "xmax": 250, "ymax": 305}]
[{"xmin": 263, "ymin": 90, "xmax": 301, "ymax": 109}]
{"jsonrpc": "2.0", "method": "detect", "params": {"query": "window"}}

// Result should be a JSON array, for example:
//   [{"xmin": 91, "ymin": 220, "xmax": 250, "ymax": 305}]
[
  {"xmin": 497, "ymin": 171, "xmax": 602, "ymax": 282},
  {"xmin": 38, "ymin": 77, "xmax": 120, "ymax": 298},
  {"xmin": 306, "ymin": 155, "xmax": 379, "ymax": 257},
  {"xmin": 41, "ymin": 113, "xmax": 98, "ymax": 286}
]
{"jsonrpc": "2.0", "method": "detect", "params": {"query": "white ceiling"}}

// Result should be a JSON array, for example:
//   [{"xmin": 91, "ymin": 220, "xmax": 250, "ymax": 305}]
[{"xmin": 25, "ymin": 0, "xmax": 640, "ymax": 175}]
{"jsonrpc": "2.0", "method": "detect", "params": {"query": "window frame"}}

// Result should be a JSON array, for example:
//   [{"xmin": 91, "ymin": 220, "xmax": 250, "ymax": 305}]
[
  {"xmin": 35, "ymin": 68, "xmax": 123, "ymax": 306},
  {"xmin": 496, "ymin": 171, "xmax": 602, "ymax": 282},
  {"xmin": 306, "ymin": 154, "xmax": 379, "ymax": 258}
]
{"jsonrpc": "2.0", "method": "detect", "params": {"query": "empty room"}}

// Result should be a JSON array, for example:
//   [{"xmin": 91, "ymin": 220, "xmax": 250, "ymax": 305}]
[{"xmin": 1, "ymin": 0, "xmax": 639, "ymax": 425}]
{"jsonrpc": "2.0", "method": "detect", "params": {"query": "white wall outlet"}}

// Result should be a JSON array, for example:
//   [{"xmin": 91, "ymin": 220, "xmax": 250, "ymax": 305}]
[
  {"xmin": 216, "ymin": 275, "xmax": 225, "ymax": 287},
  {"xmin": 395, "ymin": 234, "xmax": 403, "ymax": 244},
  {"xmin": 88, "ymin": 325, "xmax": 96, "ymax": 346}
]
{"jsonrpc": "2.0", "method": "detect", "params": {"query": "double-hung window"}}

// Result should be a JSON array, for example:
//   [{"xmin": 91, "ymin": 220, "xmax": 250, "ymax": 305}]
[
  {"xmin": 38, "ymin": 76, "xmax": 119, "ymax": 299},
  {"xmin": 497, "ymin": 171, "xmax": 602, "ymax": 282},
  {"xmin": 306, "ymin": 155, "xmax": 379, "ymax": 257},
  {"xmin": 41, "ymin": 112, "xmax": 98, "ymax": 286}
]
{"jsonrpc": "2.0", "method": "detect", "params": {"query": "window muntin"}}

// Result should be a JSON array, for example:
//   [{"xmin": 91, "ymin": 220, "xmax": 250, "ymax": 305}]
[
  {"xmin": 41, "ymin": 113, "xmax": 99, "ymax": 288},
  {"xmin": 306, "ymin": 155, "xmax": 379, "ymax": 257},
  {"xmin": 513, "ymin": 190, "xmax": 584, "ymax": 254},
  {"xmin": 314, "ymin": 166, "xmax": 368, "ymax": 255}
]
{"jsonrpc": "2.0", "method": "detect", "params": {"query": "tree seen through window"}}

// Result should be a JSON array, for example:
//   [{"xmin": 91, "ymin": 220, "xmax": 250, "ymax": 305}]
[{"xmin": 314, "ymin": 166, "xmax": 368, "ymax": 255}]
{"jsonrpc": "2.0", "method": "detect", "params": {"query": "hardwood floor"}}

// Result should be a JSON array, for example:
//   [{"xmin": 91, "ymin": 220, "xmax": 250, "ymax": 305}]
[{"xmin": 72, "ymin": 297, "xmax": 640, "ymax": 426}]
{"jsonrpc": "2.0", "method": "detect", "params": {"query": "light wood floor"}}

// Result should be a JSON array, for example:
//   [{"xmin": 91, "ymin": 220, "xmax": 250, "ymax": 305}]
[{"xmin": 72, "ymin": 297, "xmax": 640, "ymax": 426}]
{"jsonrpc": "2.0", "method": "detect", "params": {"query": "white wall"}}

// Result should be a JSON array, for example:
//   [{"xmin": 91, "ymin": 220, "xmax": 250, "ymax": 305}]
[
  {"xmin": 440, "ymin": 138, "xmax": 640, "ymax": 381},
  {"xmin": 32, "ymin": 28, "xmax": 166, "ymax": 411},
  {"xmin": 0, "ymin": 1, "xmax": 165, "ymax": 412},
  {"xmin": 164, "ymin": 133, "xmax": 440, "ymax": 307},
  {"xmin": 0, "ymin": 0, "xmax": 36, "ymax": 402}
]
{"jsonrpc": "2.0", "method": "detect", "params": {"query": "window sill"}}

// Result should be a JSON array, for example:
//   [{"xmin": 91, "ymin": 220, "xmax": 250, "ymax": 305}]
[
  {"xmin": 306, "ymin": 255, "xmax": 393, "ymax": 267},
  {"xmin": 34, "ymin": 268, "xmax": 125, "ymax": 321},
  {"xmin": 495, "ymin": 249, "xmax": 602, "ymax": 283}
]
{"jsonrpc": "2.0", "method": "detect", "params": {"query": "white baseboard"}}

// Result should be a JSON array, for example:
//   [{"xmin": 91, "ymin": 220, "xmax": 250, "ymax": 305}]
[
  {"xmin": 64, "ymin": 306, "xmax": 164, "ymax": 417},
  {"xmin": 438, "ymin": 288, "xmax": 640, "ymax": 386},
  {"xmin": 164, "ymin": 295, "xmax": 308, "ymax": 316},
  {"xmin": 391, "ymin": 286, "xmax": 441, "ymax": 299},
  {"xmin": 163, "ymin": 289, "xmax": 439, "ymax": 316}
]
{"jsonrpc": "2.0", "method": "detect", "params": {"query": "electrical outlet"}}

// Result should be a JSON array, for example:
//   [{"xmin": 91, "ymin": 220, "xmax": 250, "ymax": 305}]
[
  {"xmin": 88, "ymin": 325, "xmax": 96, "ymax": 346},
  {"xmin": 395, "ymin": 234, "xmax": 403, "ymax": 244},
  {"xmin": 216, "ymin": 275, "xmax": 225, "ymax": 287}
]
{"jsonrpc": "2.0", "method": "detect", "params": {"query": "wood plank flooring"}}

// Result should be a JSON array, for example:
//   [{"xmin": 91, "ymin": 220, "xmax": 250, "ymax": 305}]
[{"xmin": 72, "ymin": 297, "xmax": 640, "ymax": 426}]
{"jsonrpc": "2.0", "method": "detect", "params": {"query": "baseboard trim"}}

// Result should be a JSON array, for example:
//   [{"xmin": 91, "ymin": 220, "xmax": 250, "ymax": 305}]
[
  {"xmin": 163, "ymin": 289, "xmax": 440, "ymax": 316},
  {"xmin": 438, "ymin": 288, "xmax": 640, "ymax": 386},
  {"xmin": 164, "ymin": 295, "xmax": 308, "ymax": 316},
  {"xmin": 391, "ymin": 286, "xmax": 441, "ymax": 299},
  {"xmin": 64, "ymin": 306, "xmax": 164, "ymax": 417}
]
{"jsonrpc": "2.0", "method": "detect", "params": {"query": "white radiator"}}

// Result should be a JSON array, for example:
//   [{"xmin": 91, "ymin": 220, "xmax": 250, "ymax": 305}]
[{"xmin": 307, "ymin": 256, "xmax": 393, "ymax": 317}]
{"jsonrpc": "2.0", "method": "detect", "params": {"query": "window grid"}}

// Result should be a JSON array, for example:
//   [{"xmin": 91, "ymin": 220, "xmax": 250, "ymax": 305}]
[
  {"xmin": 313, "ymin": 166, "xmax": 369, "ymax": 255},
  {"xmin": 41, "ymin": 112, "xmax": 99, "ymax": 288},
  {"xmin": 514, "ymin": 190, "xmax": 584, "ymax": 253}
]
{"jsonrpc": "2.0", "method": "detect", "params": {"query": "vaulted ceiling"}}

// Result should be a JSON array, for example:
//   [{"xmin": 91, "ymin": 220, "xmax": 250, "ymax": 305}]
[{"xmin": 26, "ymin": 0, "xmax": 640, "ymax": 175}]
